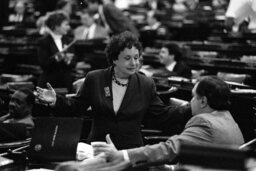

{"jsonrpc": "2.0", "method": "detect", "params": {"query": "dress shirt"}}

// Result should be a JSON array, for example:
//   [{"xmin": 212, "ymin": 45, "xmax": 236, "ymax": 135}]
[
  {"xmin": 166, "ymin": 61, "xmax": 177, "ymax": 72},
  {"xmin": 49, "ymin": 31, "xmax": 63, "ymax": 51},
  {"xmin": 226, "ymin": 0, "xmax": 256, "ymax": 32},
  {"xmin": 82, "ymin": 23, "xmax": 97, "ymax": 39}
]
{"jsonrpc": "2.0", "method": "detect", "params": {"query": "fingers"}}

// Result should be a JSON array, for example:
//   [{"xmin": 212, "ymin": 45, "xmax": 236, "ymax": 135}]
[
  {"xmin": 106, "ymin": 134, "xmax": 113, "ymax": 145},
  {"xmin": 46, "ymin": 82, "xmax": 54, "ymax": 91},
  {"xmin": 106, "ymin": 134, "xmax": 116, "ymax": 149}
]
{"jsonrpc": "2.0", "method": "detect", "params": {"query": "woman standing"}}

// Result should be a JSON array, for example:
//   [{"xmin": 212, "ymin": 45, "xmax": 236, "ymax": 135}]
[
  {"xmin": 37, "ymin": 11, "xmax": 76, "ymax": 93},
  {"xmin": 35, "ymin": 31, "xmax": 191, "ymax": 150}
]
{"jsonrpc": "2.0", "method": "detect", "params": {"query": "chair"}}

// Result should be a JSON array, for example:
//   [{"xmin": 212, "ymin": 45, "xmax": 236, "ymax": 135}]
[
  {"xmin": 217, "ymin": 72, "xmax": 248, "ymax": 84},
  {"xmin": 156, "ymin": 85, "xmax": 178, "ymax": 105},
  {"xmin": 169, "ymin": 97, "xmax": 189, "ymax": 108}
]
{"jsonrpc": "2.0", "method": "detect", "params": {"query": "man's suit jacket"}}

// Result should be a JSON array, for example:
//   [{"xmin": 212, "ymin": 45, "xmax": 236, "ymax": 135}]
[
  {"xmin": 127, "ymin": 111, "xmax": 244, "ymax": 167},
  {"xmin": 153, "ymin": 62, "xmax": 192, "ymax": 78},
  {"xmin": 74, "ymin": 24, "xmax": 108, "ymax": 40},
  {"xmin": 37, "ymin": 34, "xmax": 76, "ymax": 91},
  {"xmin": 102, "ymin": 3, "xmax": 139, "ymax": 36},
  {"xmin": 54, "ymin": 67, "xmax": 191, "ymax": 149}
]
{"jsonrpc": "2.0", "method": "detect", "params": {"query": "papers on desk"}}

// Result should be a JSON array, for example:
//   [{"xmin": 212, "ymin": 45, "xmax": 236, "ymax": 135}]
[
  {"xmin": 168, "ymin": 76, "xmax": 190, "ymax": 82},
  {"xmin": 76, "ymin": 142, "xmax": 93, "ymax": 160}
]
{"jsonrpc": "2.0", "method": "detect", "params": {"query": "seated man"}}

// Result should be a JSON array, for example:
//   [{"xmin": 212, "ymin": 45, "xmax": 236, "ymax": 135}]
[
  {"xmin": 0, "ymin": 88, "xmax": 35, "ymax": 134},
  {"xmin": 141, "ymin": 43, "xmax": 192, "ymax": 79},
  {"xmin": 88, "ymin": 75, "xmax": 244, "ymax": 169},
  {"xmin": 74, "ymin": 9, "xmax": 109, "ymax": 40}
]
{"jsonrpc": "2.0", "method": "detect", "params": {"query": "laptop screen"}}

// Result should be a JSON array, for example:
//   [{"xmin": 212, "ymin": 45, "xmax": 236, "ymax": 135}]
[{"xmin": 28, "ymin": 117, "xmax": 83, "ymax": 162}]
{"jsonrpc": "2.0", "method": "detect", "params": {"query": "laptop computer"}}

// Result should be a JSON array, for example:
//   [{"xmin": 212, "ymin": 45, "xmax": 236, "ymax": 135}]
[{"xmin": 28, "ymin": 117, "xmax": 83, "ymax": 163}]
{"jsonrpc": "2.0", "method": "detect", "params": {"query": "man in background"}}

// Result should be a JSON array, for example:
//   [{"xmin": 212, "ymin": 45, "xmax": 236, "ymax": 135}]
[
  {"xmin": 87, "ymin": 0, "xmax": 139, "ymax": 36},
  {"xmin": 0, "ymin": 88, "xmax": 35, "ymax": 128},
  {"xmin": 74, "ymin": 9, "xmax": 109, "ymax": 40}
]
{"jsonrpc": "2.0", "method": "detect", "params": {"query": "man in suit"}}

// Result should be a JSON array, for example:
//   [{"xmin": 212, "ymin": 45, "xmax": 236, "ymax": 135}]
[
  {"xmin": 143, "ymin": 43, "xmax": 192, "ymax": 78},
  {"xmin": 74, "ymin": 9, "xmax": 109, "ymax": 40},
  {"xmin": 90, "ymin": 75, "xmax": 244, "ymax": 169},
  {"xmin": 87, "ymin": 0, "xmax": 139, "ymax": 36}
]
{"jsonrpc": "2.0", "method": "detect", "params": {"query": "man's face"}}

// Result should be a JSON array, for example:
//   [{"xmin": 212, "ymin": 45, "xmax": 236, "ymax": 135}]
[
  {"xmin": 8, "ymin": 91, "xmax": 30, "ymax": 119},
  {"xmin": 88, "ymin": 2, "xmax": 99, "ymax": 12},
  {"xmin": 190, "ymin": 83, "xmax": 202, "ymax": 116},
  {"xmin": 159, "ymin": 47, "xmax": 174, "ymax": 64},
  {"xmin": 113, "ymin": 46, "xmax": 141, "ymax": 78},
  {"xmin": 81, "ymin": 14, "xmax": 94, "ymax": 27}
]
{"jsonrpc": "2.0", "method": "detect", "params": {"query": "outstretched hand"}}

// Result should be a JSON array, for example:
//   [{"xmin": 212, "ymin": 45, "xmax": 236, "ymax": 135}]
[
  {"xmin": 92, "ymin": 134, "xmax": 124, "ymax": 163},
  {"xmin": 35, "ymin": 83, "xmax": 57, "ymax": 106}
]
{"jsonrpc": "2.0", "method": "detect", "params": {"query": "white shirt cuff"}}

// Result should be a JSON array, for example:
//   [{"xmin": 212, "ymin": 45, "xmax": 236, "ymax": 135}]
[{"xmin": 122, "ymin": 150, "xmax": 130, "ymax": 162}]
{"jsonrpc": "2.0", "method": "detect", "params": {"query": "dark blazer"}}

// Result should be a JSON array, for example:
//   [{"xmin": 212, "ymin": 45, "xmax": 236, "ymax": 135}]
[
  {"xmin": 127, "ymin": 111, "xmax": 244, "ymax": 167},
  {"xmin": 153, "ymin": 62, "xmax": 192, "ymax": 78},
  {"xmin": 54, "ymin": 67, "xmax": 191, "ymax": 149},
  {"xmin": 37, "ymin": 34, "xmax": 76, "ymax": 92},
  {"xmin": 102, "ymin": 3, "xmax": 139, "ymax": 36}
]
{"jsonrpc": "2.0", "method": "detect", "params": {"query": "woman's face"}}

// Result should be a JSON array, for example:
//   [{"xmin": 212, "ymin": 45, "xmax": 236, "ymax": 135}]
[
  {"xmin": 55, "ymin": 20, "xmax": 70, "ymax": 35},
  {"xmin": 113, "ymin": 46, "xmax": 141, "ymax": 79}
]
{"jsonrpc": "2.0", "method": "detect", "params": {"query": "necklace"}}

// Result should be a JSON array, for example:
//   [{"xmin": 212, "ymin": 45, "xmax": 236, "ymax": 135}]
[{"xmin": 112, "ymin": 73, "xmax": 129, "ymax": 87}]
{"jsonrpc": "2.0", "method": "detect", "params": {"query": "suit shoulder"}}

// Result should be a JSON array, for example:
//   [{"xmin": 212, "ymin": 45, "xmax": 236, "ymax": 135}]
[
  {"xmin": 136, "ymin": 72, "xmax": 155, "ymax": 85},
  {"xmin": 87, "ymin": 68, "xmax": 108, "ymax": 77},
  {"xmin": 37, "ymin": 34, "xmax": 51, "ymax": 44},
  {"xmin": 187, "ymin": 114, "xmax": 212, "ymax": 127}
]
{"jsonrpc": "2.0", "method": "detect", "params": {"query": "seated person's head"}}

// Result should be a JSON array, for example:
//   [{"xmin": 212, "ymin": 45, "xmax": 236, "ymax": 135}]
[
  {"xmin": 87, "ymin": 0, "xmax": 102, "ymax": 11},
  {"xmin": 45, "ymin": 11, "xmax": 70, "ymax": 35},
  {"xmin": 191, "ymin": 76, "xmax": 231, "ymax": 116},
  {"xmin": 159, "ymin": 43, "xmax": 182, "ymax": 65},
  {"xmin": 105, "ymin": 31, "xmax": 143, "ymax": 66},
  {"xmin": 14, "ymin": 1, "xmax": 26, "ymax": 15},
  {"xmin": 80, "ymin": 10, "xmax": 96, "ymax": 27},
  {"xmin": 146, "ymin": 10, "xmax": 161, "ymax": 27},
  {"xmin": 8, "ymin": 88, "xmax": 35, "ymax": 119}
]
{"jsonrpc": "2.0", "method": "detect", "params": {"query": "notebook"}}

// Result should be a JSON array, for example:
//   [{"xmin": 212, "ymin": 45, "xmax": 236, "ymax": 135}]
[{"xmin": 28, "ymin": 117, "xmax": 83, "ymax": 163}]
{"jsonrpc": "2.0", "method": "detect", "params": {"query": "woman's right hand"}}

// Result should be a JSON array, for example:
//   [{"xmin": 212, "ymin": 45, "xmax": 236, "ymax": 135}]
[{"xmin": 35, "ymin": 83, "xmax": 57, "ymax": 106}]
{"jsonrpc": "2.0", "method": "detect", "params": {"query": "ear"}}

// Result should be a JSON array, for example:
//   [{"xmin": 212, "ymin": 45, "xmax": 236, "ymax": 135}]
[{"xmin": 200, "ymin": 96, "xmax": 208, "ymax": 108}]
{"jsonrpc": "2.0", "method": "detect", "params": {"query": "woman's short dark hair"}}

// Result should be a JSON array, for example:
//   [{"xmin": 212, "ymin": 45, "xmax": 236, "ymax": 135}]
[
  {"xmin": 45, "ymin": 11, "xmax": 69, "ymax": 31},
  {"xmin": 162, "ymin": 43, "xmax": 183, "ymax": 62},
  {"xmin": 105, "ymin": 31, "xmax": 142, "ymax": 65},
  {"xmin": 196, "ymin": 76, "xmax": 231, "ymax": 110}
]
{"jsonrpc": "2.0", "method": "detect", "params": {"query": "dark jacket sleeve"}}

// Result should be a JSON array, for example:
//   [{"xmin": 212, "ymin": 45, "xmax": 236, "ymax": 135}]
[
  {"xmin": 37, "ymin": 36, "xmax": 58, "ymax": 71},
  {"xmin": 53, "ymin": 72, "xmax": 92, "ymax": 116},
  {"xmin": 146, "ymin": 78, "xmax": 192, "ymax": 130}
]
